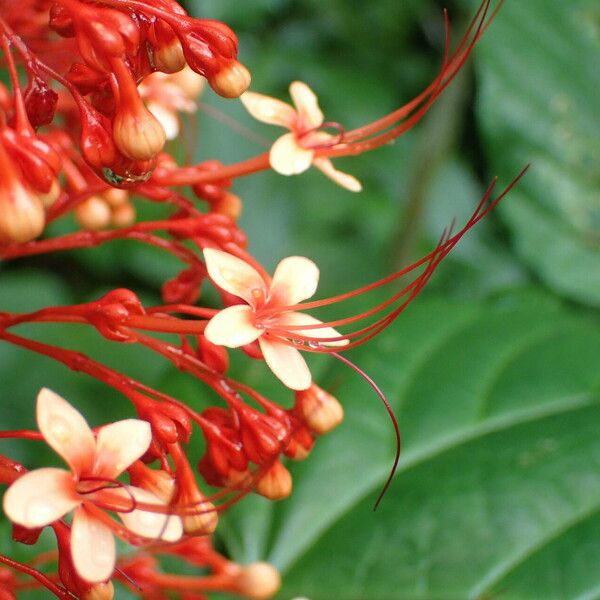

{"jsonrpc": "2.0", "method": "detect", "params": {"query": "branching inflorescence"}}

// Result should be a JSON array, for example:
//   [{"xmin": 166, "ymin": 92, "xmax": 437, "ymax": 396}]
[{"xmin": 0, "ymin": 0, "xmax": 522, "ymax": 598}]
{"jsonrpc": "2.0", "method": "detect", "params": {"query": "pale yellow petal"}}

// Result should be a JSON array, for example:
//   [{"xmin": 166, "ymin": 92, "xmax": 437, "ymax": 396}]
[
  {"xmin": 205, "ymin": 305, "xmax": 262, "ymax": 348},
  {"xmin": 277, "ymin": 311, "xmax": 349, "ymax": 347},
  {"xmin": 259, "ymin": 337, "xmax": 311, "ymax": 391},
  {"xmin": 3, "ymin": 468, "xmax": 79, "ymax": 528},
  {"xmin": 92, "ymin": 420, "xmax": 151, "ymax": 480},
  {"xmin": 204, "ymin": 248, "xmax": 267, "ymax": 306},
  {"xmin": 115, "ymin": 486, "xmax": 182, "ymax": 541},
  {"xmin": 269, "ymin": 257, "xmax": 319, "ymax": 305},
  {"xmin": 71, "ymin": 507, "xmax": 116, "ymax": 583},
  {"xmin": 36, "ymin": 388, "xmax": 95, "ymax": 477},
  {"xmin": 270, "ymin": 133, "xmax": 314, "ymax": 176},
  {"xmin": 240, "ymin": 91, "xmax": 296, "ymax": 128},
  {"xmin": 313, "ymin": 158, "xmax": 362, "ymax": 192},
  {"xmin": 289, "ymin": 81, "xmax": 324, "ymax": 129}
]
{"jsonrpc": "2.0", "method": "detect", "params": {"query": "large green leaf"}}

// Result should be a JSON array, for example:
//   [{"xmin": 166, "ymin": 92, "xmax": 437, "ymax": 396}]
[
  {"xmin": 217, "ymin": 292, "xmax": 600, "ymax": 599},
  {"xmin": 474, "ymin": 0, "xmax": 600, "ymax": 305}
]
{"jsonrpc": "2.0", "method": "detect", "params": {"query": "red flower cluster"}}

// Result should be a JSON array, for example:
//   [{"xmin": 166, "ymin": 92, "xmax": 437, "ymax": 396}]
[{"xmin": 0, "ymin": 1, "xmax": 522, "ymax": 598}]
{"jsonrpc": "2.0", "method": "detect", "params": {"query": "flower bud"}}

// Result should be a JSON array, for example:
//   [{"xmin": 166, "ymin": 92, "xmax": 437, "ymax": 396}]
[
  {"xmin": 0, "ymin": 182, "xmax": 45, "ymax": 244},
  {"xmin": 111, "ymin": 201, "xmax": 136, "ymax": 227},
  {"xmin": 38, "ymin": 179, "xmax": 61, "ymax": 208},
  {"xmin": 177, "ymin": 485, "xmax": 219, "ymax": 535},
  {"xmin": 208, "ymin": 60, "xmax": 251, "ymax": 98},
  {"xmin": 128, "ymin": 462, "xmax": 176, "ymax": 502},
  {"xmin": 255, "ymin": 461, "xmax": 292, "ymax": 501},
  {"xmin": 295, "ymin": 385, "xmax": 344, "ymax": 435},
  {"xmin": 153, "ymin": 38, "xmax": 187, "ymax": 74},
  {"xmin": 102, "ymin": 187, "xmax": 128, "ymax": 207},
  {"xmin": 213, "ymin": 191, "xmax": 242, "ymax": 220},
  {"xmin": 113, "ymin": 104, "xmax": 166, "ymax": 161},
  {"xmin": 233, "ymin": 562, "xmax": 281, "ymax": 600},
  {"xmin": 74, "ymin": 196, "xmax": 111, "ymax": 230}
]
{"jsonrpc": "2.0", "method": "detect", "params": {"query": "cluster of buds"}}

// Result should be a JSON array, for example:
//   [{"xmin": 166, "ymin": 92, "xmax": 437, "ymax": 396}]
[{"xmin": 0, "ymin": 1, "xmax": 521, "ymax": 598}]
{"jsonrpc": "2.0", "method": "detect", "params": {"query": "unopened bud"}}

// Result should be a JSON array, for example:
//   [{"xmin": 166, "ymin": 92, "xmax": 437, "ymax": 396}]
[
  {"xmin": 81, "ymin": 581, "xmax": 114, "ymax": 600},
  {"xmin": 177, "ymin": 487, "xmax": 218, "ymax": 535},
  {"xmin": 233, "ymin": 562, "xmax": 281, "ymax": 600},
  {"xmin": 255, "ymin": 461, "xmax": 292, "ymax": 501},
  {"xmin": 75, "ymin": 196, "xmax": 111, "ymax": 230},
  {"xmin": 213, "ymin": 191, "xmax": 242, "ymax": 220},
  {"xmin": 111, "ymin": 201, "xmax": 136, "ymax": 227},
  {"xmin": 295, "ymin": 385, "xmax": 344, "ymax": 435},
  {"xmin": 0, "ymin": 183, "xmax": 45, "ymax": 243},
  {"xmin": 113, "ymin": 105, "xmax": 166, "ymax": 161},
  {"xmin": 209, "ymin": 61, "xmax": 251, "ymax": 98},
  {"xmin": 103, "ymin": 187, "xmax": 128, "ymax": 207},
  {"xmin": 153, "ymin": 39, "xmax": 187, "ymax": 74}
]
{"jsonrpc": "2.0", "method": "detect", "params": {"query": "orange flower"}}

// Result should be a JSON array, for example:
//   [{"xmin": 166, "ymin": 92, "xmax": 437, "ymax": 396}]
[
  {"xmin": 240, "ymin": 81, "xmax": 361, "ymax": 192},
  {"xmin": 204, "ymin": 249, "xmax": 348, "ymax": 391},
  {"xmin": 3, "ymin": 389, "xmax": 182, "ymax": 583}
]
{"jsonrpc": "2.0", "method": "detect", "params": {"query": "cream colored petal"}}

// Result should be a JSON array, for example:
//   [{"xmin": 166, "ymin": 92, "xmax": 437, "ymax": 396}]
[
  {"xmin": 204, "ymin": 248, "xmax": 267, "ymax": 306},
  {"xmin": 269, "ymin": 257, "xmax": 319, "ymax": 306},
  {"xmin": 147, "ymin": 102, "xmax": 179, "ymax": 140},
  {"xmin": 240, "ymin": 91, "xmax": 296, "ymax": 128},
  {"xmin": 313, "ymin": 158, "xmax": 362, "ymax": 192},
  {"xmin": 277, "ymin": 311, "xmax": 349, "ymax": 347},
  {"xmin": 289, "ymin": 81, "xmax": 324, "ymax": 129},
  {"xmin": 270, "ymin": 133, "xmax": 314, "ymax": 176},
  {"xmin": 259, "ymin": 337, "xmax": 311, "ymax": 391},
  {"xmin": 205, "ymin": 305, "xmax": 262, "ymax": 348},
  {"xmin": 92, "ymin": 420, "xmax": 151, "ymax": 480},
  {"xmin": 3, "ymin": 468, "xmax": 79, "ymax": 528},
  {"xmin": 115, "ymin": 486, "xmax": 182, "ymax": 542},
  {"xmin": 36, "ymin": 388, "xmax": 95, "ymax": 477},
  {"xmin": 71, "ymin": 506, "xmax": 116, "ymax": 583}
]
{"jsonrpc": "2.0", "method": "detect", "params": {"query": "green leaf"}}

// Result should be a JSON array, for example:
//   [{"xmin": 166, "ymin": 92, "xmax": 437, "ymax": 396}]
[
  {"xmin": 474, "ymin": 0, "xmax": 600, "ymax": 305},
  {"xmin": 218, "ymin": 293, "xmax": 600, "ymax": 599}
]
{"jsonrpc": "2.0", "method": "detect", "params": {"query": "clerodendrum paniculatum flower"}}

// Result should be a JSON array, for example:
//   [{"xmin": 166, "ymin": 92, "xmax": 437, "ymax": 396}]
[
  {"xmin": 241, "ymin": 81, "xmax": 362, "ymax": 191},
  {"xmin": 3, "ymin": 389, "xmax": 182, "ymax": 583},
  {"xmin": 204, "ymin": 248, "xmax": 348, "ymax": 390}
]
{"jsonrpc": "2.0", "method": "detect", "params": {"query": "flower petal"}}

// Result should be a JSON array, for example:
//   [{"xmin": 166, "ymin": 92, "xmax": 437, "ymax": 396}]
[
  {"xmin": 240, "ymin": 91, "xmax": 296, "ymax": 128},
  {"xmin": 269, "ymin": 257, "xmax": 319, "ymax": 305},
  {"xmin": 289, "ymin": 81, "xmax": 324, "ymax": 129},
  {"xmin": 115, "ymin": 486, "xmax": 182, "ymax": 542},
  {"xmin": 36, "ymin": 388, "xmax": 95, "ymax": 476},
  {"xmin": 277, "ymin": 311, "xmax": 349, "ymax": 347},
  {"xmin": 71, "ymin": 506, "xmax": 116, "ymax": 583},
  {"xmin": 270, "ymin": 133, "xmax": 314, "ymax": 176},
  {"xmin": 205, "ymin": 305, "xmax": 262, "ymax": 348},
  {"xmin": 92, "ymin": 419, "xmax": 151, "ymax": 480},
  {"xmin": 313, "ymin": 157, "xmax": 362, "ymax": 192},
  {"xmin": 204, "ymin": 248, "xmax": 267, "ymax": 306},
  {"xmin": 147, "ymin": 102, "xmax": 179, "ymax": 140},
  {"xmin": 3, "ymin": 468, "xmax": 79, "ymax": 528},
  {"xmin": 259, "ymin": 337, "xmax": 311, "ymax": 390}
]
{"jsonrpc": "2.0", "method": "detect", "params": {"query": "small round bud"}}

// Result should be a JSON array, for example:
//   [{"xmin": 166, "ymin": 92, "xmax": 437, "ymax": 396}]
[
  {"xmin": 102, "ymin": 187, "xmax": 128, "ymax": 207},
  {"xmin": 153, "ymin": 39, "xmax": 187, "ymax": 74},
  {"xmin": 213, "ymin": 191, "xmax": 242, "ymax": 220},
  {"xmin": 0, "ymin": 183, "xmax": 45, "ymax": 243},
  {"xmin": 111, "ymin": 201, "xmax": 136, "ymax": 227},
  {"xmin": 177, "ymin": 487, "xmax": 219, "ymax": 536},
  {"xmin": 113, "ymin": 105, "xmax": 166, "ymax": 161},
  {"xmin": 74, "ymin": 196, "xmax": 111, "ymax": 231},
  {"xmin": 255, "ymin": 461, "xmax": 292, "ymax": 501},
  {"xmin": 234, "ymin": 562, "xmax": 281, "ymax": 600},
  {"xmin": 81, "ymin": 581, "xmax": 114, "ymax": 600},
  {"xmin": 295, "ymin": 385, "xmax": 344, "ymax": 435},
  {"xmin": 209, "ymin": 60, "xmax": 251, "ymax": 98}
]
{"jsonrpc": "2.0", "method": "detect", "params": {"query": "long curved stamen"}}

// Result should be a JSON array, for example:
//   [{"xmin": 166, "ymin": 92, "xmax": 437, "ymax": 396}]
[
  {"xmin": 261, "ymin": 168, "xmax": 528, "ymax": 351},
  {"xmin": 330, "ymin": 352, "xmax": 400, "ymax": 511}
]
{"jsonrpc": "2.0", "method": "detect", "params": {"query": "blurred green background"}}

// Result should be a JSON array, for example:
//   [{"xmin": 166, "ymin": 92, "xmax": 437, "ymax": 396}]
[{"xmin": 1, "ymin": 0, "xmax": 599, "ymax": 598}]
